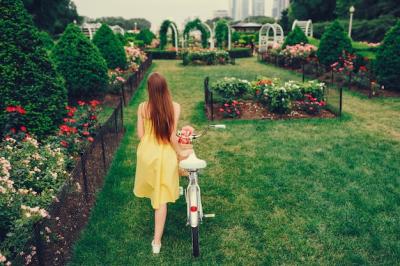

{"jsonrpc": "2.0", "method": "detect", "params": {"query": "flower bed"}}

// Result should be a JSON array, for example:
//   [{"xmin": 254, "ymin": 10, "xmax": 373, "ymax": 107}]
[
  {"xmin": 182, "ymin": 49, "xmax": 231, "ymax": 66},
  {"xmin": 207, "ymin": 76, "xmax": 335, "ymax": 120},
  {"xmin": 0, "ymin": 101, "xmax": 101, "ymax": 264}
]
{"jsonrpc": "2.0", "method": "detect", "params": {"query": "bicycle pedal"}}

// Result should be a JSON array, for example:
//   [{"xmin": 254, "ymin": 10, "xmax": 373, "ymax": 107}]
[{"xmin": 204, "ymin": 214, "xmax": 215, "ymax": 218}]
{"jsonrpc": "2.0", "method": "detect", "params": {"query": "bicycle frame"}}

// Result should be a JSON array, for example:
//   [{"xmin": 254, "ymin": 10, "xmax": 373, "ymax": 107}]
[{"xmin": 185, "ymin": 169, "xmax": 203, "ymax": 228}]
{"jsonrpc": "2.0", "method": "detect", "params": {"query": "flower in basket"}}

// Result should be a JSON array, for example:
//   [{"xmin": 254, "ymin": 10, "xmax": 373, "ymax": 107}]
[{"xmin": 177, "ymin": 126, "xmax": 195, "ymax": 144}]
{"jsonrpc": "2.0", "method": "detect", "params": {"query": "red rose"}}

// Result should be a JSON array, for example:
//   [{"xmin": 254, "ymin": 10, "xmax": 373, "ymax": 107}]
[
  {"xmin": 83, "ymin": 123, "xmax": 89, "ymax": 127},
  {"xmin": 224, "ymin": 103, "xmax": 229, "ymax": 107},
  {"xmin": 69, "ymin": 119, "xmax": 76, "ymax": 123},
  {"xmin": 10, "ymin": 128, "xmax": 16, "ymax": 134},
  {"xmin": 82, "ymin": 131, "xmax": 90, "ymax": 136},
  {"xmin": 90, "ymin": 115, "xmax": 97, "ymax": 120},
  {"xmin": 6, "ymin": 106, "xmax": 17, "ymax": 112},
  {"xmin": 16, "ymin": 106, "xmax": 26, "ymax": 115},
  {"xmin": 20, "ymin": 126, "xmax": 27, "ymax": 132},
  {"xmin": 219, "ymin": 108, "xmax": 224, "ymax": 112},
  {"xmin": 88, "ymin": 137, "xmax": 94, "ymax": 142},
  {"xmin": 60, "ymin": 140, "xmax": 69, "ymax": 147},
  {"xmin": 89, "ymin": 100, "xmax": 101, "ymax": 108},
  {"xmin": 78, "ymin": 101, "xmax": 85, "ymax": 106},
  {"xmin": 59, "ymin": 125, "xmax": 70, "ymax": 133},
  {"xmin": 70, "ymin": 127, "xmax": 78, "ymax": 134},
  {"xmin": 67, "ymin": 112, "xmax": 74, "ymax": 117}
]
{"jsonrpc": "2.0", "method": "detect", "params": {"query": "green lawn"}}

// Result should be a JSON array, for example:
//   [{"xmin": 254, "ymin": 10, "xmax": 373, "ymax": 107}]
[{"xmin": 69, "ymin": 58, "xmax": 400, "ymax": 265}]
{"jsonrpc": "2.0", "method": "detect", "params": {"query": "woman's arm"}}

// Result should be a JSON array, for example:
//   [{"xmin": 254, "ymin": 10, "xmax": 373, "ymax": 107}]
[
  {"xmin": 137, "ymin": 103, "xmax": 144, "ymax": 139},
  {"xmin": 170, "ymin": 103, "xmax": 192, "ymax": 160}
]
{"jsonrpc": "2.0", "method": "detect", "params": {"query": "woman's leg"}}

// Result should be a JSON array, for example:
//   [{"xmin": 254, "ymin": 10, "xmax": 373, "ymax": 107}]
[{"xmin": 154, "ymin": 203, "xmax": 167, "ymax": 245}]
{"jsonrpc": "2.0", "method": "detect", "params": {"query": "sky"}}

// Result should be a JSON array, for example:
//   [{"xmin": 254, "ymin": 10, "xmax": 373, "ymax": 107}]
[{"xmin": 72, "ymin": 0, "xmax": 273, "ymax": 31}]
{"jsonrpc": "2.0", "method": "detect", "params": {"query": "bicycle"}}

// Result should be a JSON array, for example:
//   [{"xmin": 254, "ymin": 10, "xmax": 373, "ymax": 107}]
[{"xmin": 178, "ymin": 124, "xmax": 226, "ymax": 257}]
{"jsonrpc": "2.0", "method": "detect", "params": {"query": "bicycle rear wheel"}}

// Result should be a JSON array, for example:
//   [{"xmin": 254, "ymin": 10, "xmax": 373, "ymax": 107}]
[{"xmin": 191, "ymin": 226, "xmax": 200, "ymax": 257}]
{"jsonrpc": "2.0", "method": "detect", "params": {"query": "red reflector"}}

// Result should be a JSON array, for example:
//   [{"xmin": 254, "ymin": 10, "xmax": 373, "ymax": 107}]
[{"xmin": 190, "ymin": 206, "xmax": 197, "ymax": 212}]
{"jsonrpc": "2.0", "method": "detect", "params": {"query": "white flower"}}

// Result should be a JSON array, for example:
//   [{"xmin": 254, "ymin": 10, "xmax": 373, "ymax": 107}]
[{"xmin": 0, "ymin": 253, "xmax": 6, "ymax": 263}]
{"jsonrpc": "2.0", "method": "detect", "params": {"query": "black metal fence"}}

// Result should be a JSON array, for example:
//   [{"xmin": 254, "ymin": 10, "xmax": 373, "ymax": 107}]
[
  {"xmin": 121, "ymin": 56, "xmax": 153, "ymax": 106},
  {"xmin": 15, "ymin": 57, "xmax": 153, "ymax": 266},
  {"xmin": 204, "ymin": 77, "xmax": 214, "ymax": 121}
]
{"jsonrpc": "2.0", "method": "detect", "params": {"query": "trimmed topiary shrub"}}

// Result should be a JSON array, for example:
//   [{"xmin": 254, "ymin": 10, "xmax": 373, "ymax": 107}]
[
  {"xmin": 283, "ymin": 26, "xmax": 308, "ymax": 48},
  {"xmin": 52, "ymin": 24, "xmax": 109, "ymax": 99},
  {"xmin": 317, "ymin": 20, "xmax": 353, "ymax": 67},
  {"xmin": 0, "ymin": 0, "xmax": 67, "ymax": 137},
  {"xmin": 183, "ymin": 18, "xmax": 209, "ymax": 48},
  {"xmin": 159, "ymin": 20, "xmax": 178, "ymax": 50},
  {"xmin": 375, "ymin": 20, "xmax": 400, "ymax": 91},
  {"xmin": 93, "ymin": 24, "xmax": 127, "ymax": 70}
]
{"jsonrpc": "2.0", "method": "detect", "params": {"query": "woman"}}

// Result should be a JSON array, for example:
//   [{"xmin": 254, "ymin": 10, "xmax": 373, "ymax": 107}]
[{"xmin": 134, "ymin": 72, "xmax": 191, "ymax": 254}]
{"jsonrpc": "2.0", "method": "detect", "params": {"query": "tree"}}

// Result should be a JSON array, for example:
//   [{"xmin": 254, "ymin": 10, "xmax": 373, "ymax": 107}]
[
  {"xmin": 0, "ymin": 0, "xmax": 67, "ymax": 137},
  {"xmin": 289, "ymin": 0, "xmax": 336, "ymax": 22},
  {"xmin": 91, "ymin": 17, "xmax": 151, "ymax": 30},
  {"xmin": 52, "ymin": 24, "xmax": 109, "ymax": 99},
  {"xmin": 335, "ymin": 0, "xmax": 400, "ymax": 20},
  {"xmin": 279, "ymin": 9, "xmax": 291, "ymax": 34},
  {"xmin": 23, "ymin": 0, "xmax": 81, "ymax": 35},
  {"xmin": 283, "ymin": 26, "xmax": 309, "ymax": 48},
  {"xmin": 93, "ymin": 24, "xmax": 127, "ymax": 70},
  {"xmin": 136, "ymin": 29, "xmax": 156, "ymax": 46},
  {"xmin": 375, "ymin": 21, "xmax": 400, "ymax": 91},
  {"xmin": 317, "ymin": 20, "xmax": 353, "ymax": 66}
]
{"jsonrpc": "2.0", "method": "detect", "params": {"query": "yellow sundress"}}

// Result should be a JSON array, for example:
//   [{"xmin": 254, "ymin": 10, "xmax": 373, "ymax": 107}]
[{"xmin": 134, "ymin": 118, "xmax": 179, "ymax": 209}]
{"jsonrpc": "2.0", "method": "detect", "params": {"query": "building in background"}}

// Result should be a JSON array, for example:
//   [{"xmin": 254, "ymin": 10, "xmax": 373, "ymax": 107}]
[
  {"xmin": 272, "ymin": 0, "xmax": 289, "ymax": 19},
  {"xmin": 231, "ymin": 0, "xmax": 251, "ymax": 21},
  {"xmin": 213, "ymin": 10, "xmax": 230, "ymax": 18},
  {"xmin": 252, "ymin": 0, "xmax": 265, "ymax": 17}
]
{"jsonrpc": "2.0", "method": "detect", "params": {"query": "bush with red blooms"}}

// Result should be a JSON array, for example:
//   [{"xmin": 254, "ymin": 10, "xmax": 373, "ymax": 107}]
[
  {"xmin": 330, "ymin": 51, "xmax": 356, "ymax": 75},
  {"xmin": 2, "ymin": 106, "xmax": 30, "ymax": 141},
  {"xmin": 57, "ymin": 100, "xmax": 101, "ymax": 155},
  {"xmin": 219, "ymin": 100, "xmax": 242, "ymax": 118},
  {"xmin": 297, "ymin": 94, "xmax": 326, "ymax": 114}
]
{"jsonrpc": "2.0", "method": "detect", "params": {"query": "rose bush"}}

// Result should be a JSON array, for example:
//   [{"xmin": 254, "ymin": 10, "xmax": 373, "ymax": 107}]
[{"xmin": 182, "ymin": 49, "xmax": 231, "ymax": 66}]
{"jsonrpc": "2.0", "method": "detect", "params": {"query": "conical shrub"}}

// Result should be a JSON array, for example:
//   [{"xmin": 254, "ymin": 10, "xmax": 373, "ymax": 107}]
[
  {"xmin": 375, "ymin": 20, "xmax": 400, "ymax": 91},
  {"xmin": 0, "ymin": 0, "xmax": 67, "ymax": 137},
  {"xmin": 52, "ymin": 24, "xmax": 109, "ymax": 99},
  {"xmin": 317, "ymin": 20, "xmax": 352, "ymax": 66},
  {"xmin": 93, "ymin": 24, "xmax": 128, "ymax": 70},
  {"xmin": 283, "ymin": 26, "xmax": 309, "ymax": 48}
]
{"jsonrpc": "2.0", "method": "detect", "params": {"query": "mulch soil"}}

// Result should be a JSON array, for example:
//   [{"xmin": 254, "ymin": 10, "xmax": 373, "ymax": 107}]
[{"xmin": 209, "ymin": 100, "xmax": 336, "ymax": 121}]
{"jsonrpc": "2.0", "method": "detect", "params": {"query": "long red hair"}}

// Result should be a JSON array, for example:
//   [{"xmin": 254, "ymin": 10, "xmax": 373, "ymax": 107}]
[{"xmin": 146, "ymin": 72, "xmax": 174, "ymax": 143}]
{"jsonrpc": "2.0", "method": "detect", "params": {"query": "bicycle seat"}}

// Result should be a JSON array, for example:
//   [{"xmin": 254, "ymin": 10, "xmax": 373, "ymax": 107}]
[{"xmin": 179, "ymin": 152, "xmax": 206, "ymax": 170}]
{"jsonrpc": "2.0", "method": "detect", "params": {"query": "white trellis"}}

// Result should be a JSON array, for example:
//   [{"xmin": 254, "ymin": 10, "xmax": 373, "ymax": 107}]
[
  {"xmin": 213, "ymin": 21, "xmax": 232, "ymax": 50},
  {"xmin": 169, "ymin": 22, "xmax": 179, "ymax": 54},
  {"xmin": 292, "ymin": 19, "xmax": 313, "ymax": 37},
  {"xmin": 258, "ymin": 23, "xmax": 284, "ymax": 53},
  {"xmin": 202, "ymin": 22, "xmax": 215, "ymax": 49}
]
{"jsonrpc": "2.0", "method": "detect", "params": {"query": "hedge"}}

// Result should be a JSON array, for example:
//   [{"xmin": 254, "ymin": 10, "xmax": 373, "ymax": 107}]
[
  {"xmin": 313, "ymin": 16, "xmax": 398, "ymax": 43},
  {"xmin": 0, "ymin": 0, "xmax": 67, "ymax": 137},
  {"xmin": 145, "ymin": 49, "xmax": 179, "ymax": 60},
  {"xmin": 229, "ymin": 48, "xmax": 252, "ymax": 58}
]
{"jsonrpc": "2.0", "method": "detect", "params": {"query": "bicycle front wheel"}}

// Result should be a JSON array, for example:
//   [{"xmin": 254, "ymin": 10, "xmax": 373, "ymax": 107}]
[{"xmin": 191, "ymin": 226, "xmax": 200, "ymax": 257}]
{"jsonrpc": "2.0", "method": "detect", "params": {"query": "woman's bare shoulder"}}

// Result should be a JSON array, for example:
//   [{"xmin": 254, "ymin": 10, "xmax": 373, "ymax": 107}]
[{"xmin": 173, "ymin": 101, "xmax": 180, "ymax": 109}]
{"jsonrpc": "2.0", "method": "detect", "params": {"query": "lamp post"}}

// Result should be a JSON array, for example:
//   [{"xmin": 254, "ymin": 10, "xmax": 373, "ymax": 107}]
[{"xmin": 348, "ymin": 5, "xmax": 355, "ymax": 38}]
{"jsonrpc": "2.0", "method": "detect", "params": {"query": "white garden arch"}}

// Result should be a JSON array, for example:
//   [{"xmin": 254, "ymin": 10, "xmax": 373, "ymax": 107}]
[
  {"xmin": 169, "ymin": 22, "xmax": 179, "ymax": 54},
  {"xmin": 258, "ymin": 23, "xmax": 284, "ymax": 53},
  {"xmin": 202, "ymin": 22, "xmax": 215, "ymax": 49},
  {"xmin": 292, "ymin": 19, "xmax": 313, "ymax": 37},
  {"xmin": 213, "ymin": 21, "xmax": 232, "ymax": 50}
]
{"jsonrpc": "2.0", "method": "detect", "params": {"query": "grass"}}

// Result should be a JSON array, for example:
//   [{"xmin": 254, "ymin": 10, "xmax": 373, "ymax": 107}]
[{"xmin": 69, "ymin": 58, "xmax": 400, "ymax": 265}]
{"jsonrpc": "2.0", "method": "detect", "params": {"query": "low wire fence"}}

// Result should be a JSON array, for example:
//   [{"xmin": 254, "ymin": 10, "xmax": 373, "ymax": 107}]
[{"xmin": 15, "ymin": 57, "xmax": 153, "ymax": 266}]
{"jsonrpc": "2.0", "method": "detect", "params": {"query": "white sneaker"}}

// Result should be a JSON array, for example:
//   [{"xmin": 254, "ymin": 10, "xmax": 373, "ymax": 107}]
[{"xmin": 152, "ymin": 240, "xmax": 161, "ymax": 254}]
